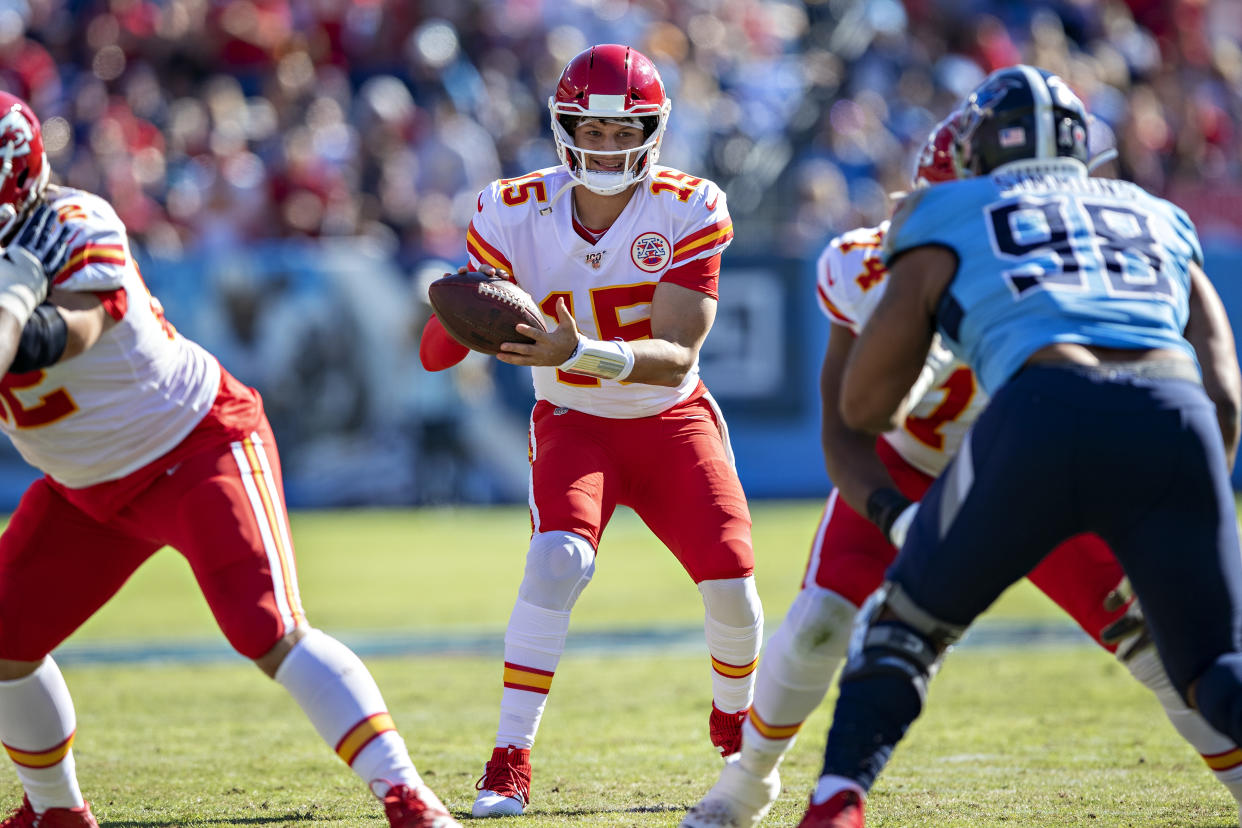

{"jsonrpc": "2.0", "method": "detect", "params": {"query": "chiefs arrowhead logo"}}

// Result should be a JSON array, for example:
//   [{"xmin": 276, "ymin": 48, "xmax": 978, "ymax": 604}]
[{"xmin": 0, "ymin": 108, "xmax": 35, "ymax": 161}]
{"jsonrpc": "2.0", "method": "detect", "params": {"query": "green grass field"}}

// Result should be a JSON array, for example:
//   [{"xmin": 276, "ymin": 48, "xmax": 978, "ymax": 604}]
[{"xmin": 7, "ymin": 502, "xmax": 1238, "ymax": 827}]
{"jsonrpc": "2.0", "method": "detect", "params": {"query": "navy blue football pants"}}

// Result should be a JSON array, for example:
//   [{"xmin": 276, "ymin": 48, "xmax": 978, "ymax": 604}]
[{"xmin": 894, "ymin": 362, "xmax": 1242, "ymax": 702}]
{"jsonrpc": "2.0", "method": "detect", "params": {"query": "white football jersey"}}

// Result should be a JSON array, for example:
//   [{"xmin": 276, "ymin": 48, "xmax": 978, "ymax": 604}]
[
  {"xmin": 816, "ymin": 222, "xmax": 988, "ymax": 476},
  {"xmin": 0, "ymin": 187, "xmax": 219, "ymax": 488},
  {"xmin": 467, "ymin": 165, "xmax": 733, "ymax": 418}
]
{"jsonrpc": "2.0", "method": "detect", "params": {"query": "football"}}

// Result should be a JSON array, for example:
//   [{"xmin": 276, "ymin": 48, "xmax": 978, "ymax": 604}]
[{"xmin": 427, "ymin": 271, "xmax": 547, "ymax": 355}]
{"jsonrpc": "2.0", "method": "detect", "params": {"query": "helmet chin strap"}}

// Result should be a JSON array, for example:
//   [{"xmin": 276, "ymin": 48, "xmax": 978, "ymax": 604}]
[
  {"xmin": 540, "ymin": 151, "xmax": 646, "ymax": 215},
  {"xmin": 539, "ymin": 179, "xmax": 576, "ymax": 216},
  {"xmin": 577, "ymin": 168, "xmax": 632, "ymax": 196},
  {"xmin": 538, "ymin": 168, "xmax": 637, "ymax": 217}
]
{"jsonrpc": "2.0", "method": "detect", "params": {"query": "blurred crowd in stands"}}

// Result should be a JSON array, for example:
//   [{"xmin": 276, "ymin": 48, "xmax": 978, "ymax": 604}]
[
  {"xmin": 3, "ymin": 0, "xmax": 1240, "ymax": 267},
  {"xmin": 0, "ymin": 0, "xmax": 1238, "ymax": 506}
]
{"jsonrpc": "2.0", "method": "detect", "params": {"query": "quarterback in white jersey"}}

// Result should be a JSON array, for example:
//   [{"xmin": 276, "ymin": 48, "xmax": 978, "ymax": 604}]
[
  {"xmin": 466, "ymin": 162, "xmax": 731, "ymax": 418},
  {"xmin": 0, "ymin": 92, "xmax": 459, "ymax": 828},
  {"xmin": 419, "ymin": 44, "xmax": 763, "ymax": 819}
]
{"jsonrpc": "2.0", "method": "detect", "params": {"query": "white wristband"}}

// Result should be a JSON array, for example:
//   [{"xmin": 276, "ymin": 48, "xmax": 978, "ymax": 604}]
[
  {"xmin": 0, "ymin": 247, "xmax": 48, "ymax": 327},
  {"xmin": 559, "ymin": 335, "xmax": 636, "ymax": 381}
]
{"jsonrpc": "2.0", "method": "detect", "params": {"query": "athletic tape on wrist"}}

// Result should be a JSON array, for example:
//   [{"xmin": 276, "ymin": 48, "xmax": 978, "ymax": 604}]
[
  {"xmin": 0, "ymin": 285, "xmax": 39, "ymax": 326},
  {"xmin": 559, "ymin": 335, "xmax": 635, "ymax": 381},
  {"xmin": 0, "ymin": 249, "xmax": 48, "ymax": 327}
]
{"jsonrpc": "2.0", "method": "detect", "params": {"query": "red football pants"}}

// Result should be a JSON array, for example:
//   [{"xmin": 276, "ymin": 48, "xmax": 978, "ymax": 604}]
[
  {"xmin": 0, "ymin": 418, "xmax": 304, "ymax": 661},
  {"xmin": 804, "ymin": 436, "xmax": 1129, "ymax": 649},
  {"xmin": 528, "ymin": 391, "xmax": 753, "ymax": 583}
]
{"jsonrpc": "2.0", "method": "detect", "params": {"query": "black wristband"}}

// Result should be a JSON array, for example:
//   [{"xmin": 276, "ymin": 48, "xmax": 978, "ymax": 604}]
[
  {"xmin": 10, "ymin": 303, "xmax": 66, "ymax": 373},
  {"xmin": 866, "ymin": 487, "xmax": 913, "ymax": 538}
]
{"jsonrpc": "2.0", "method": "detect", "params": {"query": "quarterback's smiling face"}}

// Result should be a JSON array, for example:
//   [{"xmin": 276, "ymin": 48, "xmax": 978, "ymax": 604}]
[{"xmin": 573, "ymin": 119, "xmax": 645, "ymax": 171}]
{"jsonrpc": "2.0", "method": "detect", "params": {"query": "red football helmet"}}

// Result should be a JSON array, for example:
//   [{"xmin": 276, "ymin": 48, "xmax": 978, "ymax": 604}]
[
  {"xmin": 913, "ymin": 112, "xmax": 960, "ymax": 188},
  {"xmin": 0, "ymin": 91, "xmax": 49, "ymax": 241},
  {"xmin": 549, "ymin": 44, "xmax": 671, "ymax": 195}
]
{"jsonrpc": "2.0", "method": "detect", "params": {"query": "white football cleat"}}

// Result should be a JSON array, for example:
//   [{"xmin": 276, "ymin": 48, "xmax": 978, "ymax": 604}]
[
  {"xmin": 472, "ymin": 746, "xmax": 530, "ymax": 817},
  {"xmin": 471, "ymin": 789, "xmax": 525, "ymax": 818},
  {"xmin": 680, "ymin": 759, "xmax": 780, "ymax": 827}
]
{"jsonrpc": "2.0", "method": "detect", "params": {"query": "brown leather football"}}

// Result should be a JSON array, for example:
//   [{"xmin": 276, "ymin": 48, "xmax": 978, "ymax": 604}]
[{"xmin": 427, "ymin": 271, "xmax": 547, "ymax": 355}]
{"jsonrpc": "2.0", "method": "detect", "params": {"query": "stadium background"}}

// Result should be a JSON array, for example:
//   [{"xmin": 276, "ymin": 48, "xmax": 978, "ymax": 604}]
[{"xmin": 0, "ymin": 0, "xmax": 1239, "ymax": 507}]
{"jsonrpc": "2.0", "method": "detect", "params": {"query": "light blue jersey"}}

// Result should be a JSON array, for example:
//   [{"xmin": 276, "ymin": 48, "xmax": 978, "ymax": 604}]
[{"xmin": 884, "ymin": 163, "xmax": 1202, "ymax": 394}]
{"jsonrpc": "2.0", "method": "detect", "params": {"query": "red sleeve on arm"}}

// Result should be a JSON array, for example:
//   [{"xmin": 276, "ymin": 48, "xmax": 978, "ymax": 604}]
[
  {"xmin": 419, "ymin": 314, "xmax": 470, "ymax": 371},
  {"xmin": 94, "ymin": 288, "xmax": 128, "ymax": 321},
  {"xmin": 660, "ymin": 253, "xmax": 721, "ymax": 300}
]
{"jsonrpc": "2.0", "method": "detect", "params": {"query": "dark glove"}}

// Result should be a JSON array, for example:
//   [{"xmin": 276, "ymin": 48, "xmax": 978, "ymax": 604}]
[
  {"xmin": 7, "ymin": 203, "xmax": 74, "ymax": 281},
  {"xmin": 866, "ymin": 487, "xmax": 918, "ymax": 548}
]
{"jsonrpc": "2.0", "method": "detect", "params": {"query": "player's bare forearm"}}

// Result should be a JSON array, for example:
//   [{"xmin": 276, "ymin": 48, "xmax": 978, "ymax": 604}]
[
  {"xmin": 500, "ymin": 283, "xmax": 713, "ymax": 386},
  {"xmin": 842, "ymin": 278, "xmax": 934, "ymax": 430},
  {"xmin": 1185, "ymin": 262, "xmax": 1242, "ymax": 468},
  {"xmin": 820, "ymin": 325, "xmax": 902, "ymax": 515},
  {"xmin": 842, "ymin": 247, "xmax": 955, "ymax": 433},
  {"xmin": 630, "ymin": 281, "xmax": 714, "ymax": 386},
  {"xmin": 50, "ymin": 289, "xmax": 113, "ymax": 361},
  {"xmin": 619, "ymin": 338, "xmax": 696, "ymax": 386},
  {"xmin": 501, "ymin": 323, "xmax": 697, "ymax": 386}
]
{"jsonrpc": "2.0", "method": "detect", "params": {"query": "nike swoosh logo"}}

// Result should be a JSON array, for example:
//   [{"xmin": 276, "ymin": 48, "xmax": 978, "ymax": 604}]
[{"xmin": 705, "ymin": 195, "xmax": 719, "ymax": 211}]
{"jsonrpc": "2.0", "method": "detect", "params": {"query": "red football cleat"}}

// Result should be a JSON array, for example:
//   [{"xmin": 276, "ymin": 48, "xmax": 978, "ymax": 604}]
[
  {"xmin": 472, "ymin": 745, "xmax": 532, "ymax": 817},
  {"xmin": 0, "ymin": 796, "xmax": 98, "ymax": 828},
  {"xmin": 797, "ymin": 789, "xmax": 865, "ymax": 828},
  {"xmin": 381, "ymin": 784, "xmax": 461, "ymax": 828},
  {"xmin": 709, "ymin": 704, "xmax": 749, "ymax": 758}
]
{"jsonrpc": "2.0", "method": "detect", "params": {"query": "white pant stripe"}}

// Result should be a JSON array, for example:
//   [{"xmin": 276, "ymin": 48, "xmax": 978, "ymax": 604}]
[
  {"xmin": 528, "ymin": 409, "xmax": 541, "ymax": 533},
  {"xmin": 701, "ymin": 390, "xmax": 737, "ymax": 471},
  {"xmin": 803, "ymin": 492, "xmax": 836, "ymax": 590},
  {"xmin": 230, "ymin": 437, "xmax": 297, "ymax": 632},
  {"xmin": 247, "ymin": 431, "xmax": 303, "ymax": 616}
]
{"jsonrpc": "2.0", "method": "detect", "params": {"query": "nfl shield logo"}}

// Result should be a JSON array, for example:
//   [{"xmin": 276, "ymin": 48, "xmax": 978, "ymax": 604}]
[{"xmin": 630, "ymin": 232, "xmax": 671, "ymax": 273}]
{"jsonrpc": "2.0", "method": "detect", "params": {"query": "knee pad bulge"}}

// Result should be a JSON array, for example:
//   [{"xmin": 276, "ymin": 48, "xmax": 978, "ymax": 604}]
[{"xmin": 518, "ymin": 531, "xmax": 596, "ymax": 611}]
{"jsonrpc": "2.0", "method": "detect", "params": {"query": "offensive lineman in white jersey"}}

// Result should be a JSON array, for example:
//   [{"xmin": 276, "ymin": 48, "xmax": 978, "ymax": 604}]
[
  {"xmin": 681, "ymin": 115, "xmax": 1242, "ymax": 827},
  {"xmin": 0, "ymin": 91, "xmax": 460, "ymax": 828},
  {"xmin": 419, "ymin": 44, "xmax": 763, "ymax": 817}
]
